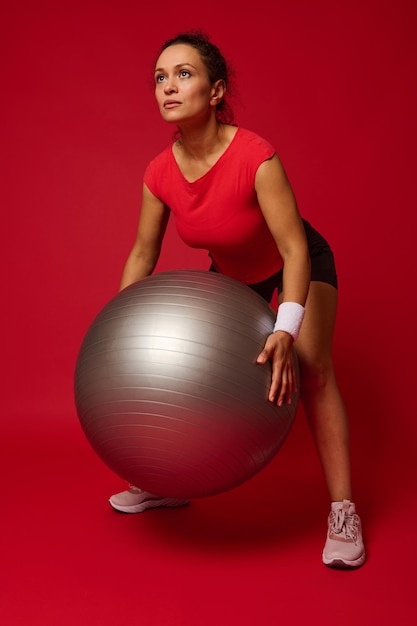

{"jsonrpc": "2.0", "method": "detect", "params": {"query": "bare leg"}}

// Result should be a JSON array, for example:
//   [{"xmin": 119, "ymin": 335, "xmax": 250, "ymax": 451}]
[{"xmin": 288, "ymin": 281, "xmax": 352, "ymax": 502}]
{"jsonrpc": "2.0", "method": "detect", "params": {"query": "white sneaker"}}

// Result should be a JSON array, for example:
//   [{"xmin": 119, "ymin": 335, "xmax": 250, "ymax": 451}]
[
  {"xmin": 109, "ymin": 485, "xmax": 189, "ymax": 514},
  {"xmin": 322, "ymin": 500, "xmax": 366, "ymax": 568}
]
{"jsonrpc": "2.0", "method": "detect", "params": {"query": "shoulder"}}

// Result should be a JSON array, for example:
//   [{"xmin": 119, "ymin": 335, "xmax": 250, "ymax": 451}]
[
  {"xmin": 143, "ymin": 143, "xmax": 175, "ymax": 199},
  {"xmin": 235, "ymin": 127, "xmax": 276, "ymax": 156},
  {"xmin": 144, "ymin": 143, "xmax": 173, "ymax": 174},
  {"xmin": 144, "ymin": 144, "xmax": 174, "ymax": 186},
  {"xmin": 231, "ymin": 128, "xmax": 276, "ymax": 178}
]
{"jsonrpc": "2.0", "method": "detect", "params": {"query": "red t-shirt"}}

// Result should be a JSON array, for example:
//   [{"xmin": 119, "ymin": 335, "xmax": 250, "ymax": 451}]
[{"xmin": 143, "ymin": 127, "xmax": 284, "ymax": 284}]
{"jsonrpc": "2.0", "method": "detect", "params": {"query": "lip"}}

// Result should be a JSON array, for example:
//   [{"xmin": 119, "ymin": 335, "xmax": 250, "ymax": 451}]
[{"xmin": 164, "ymin": 100, "xmax": 181, "ymax": 109}]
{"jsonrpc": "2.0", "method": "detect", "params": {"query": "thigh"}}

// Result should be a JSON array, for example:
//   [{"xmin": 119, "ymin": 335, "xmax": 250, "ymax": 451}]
[{"xmin": 282, "ymin": 281, "xmax": 338, "ymax": 365}]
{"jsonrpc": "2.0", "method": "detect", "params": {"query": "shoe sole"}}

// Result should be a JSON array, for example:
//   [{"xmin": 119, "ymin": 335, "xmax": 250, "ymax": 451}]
[
  {"xmin": 322, "ymin": 553, "xmax": 366, "ymax": 568},
  {"xmin": 109, "ymin": 497, "xmax": 190, "ymax": 514}
]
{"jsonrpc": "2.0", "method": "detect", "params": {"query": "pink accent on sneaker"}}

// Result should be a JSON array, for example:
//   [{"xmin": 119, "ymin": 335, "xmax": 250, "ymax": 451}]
[
  {"xmin": 322, "ymin": 500, "xmax": 366, "ymax": 568},
  {"xmin": 109, "ymin": 485, "xmax": 189, "ymax": 514}
]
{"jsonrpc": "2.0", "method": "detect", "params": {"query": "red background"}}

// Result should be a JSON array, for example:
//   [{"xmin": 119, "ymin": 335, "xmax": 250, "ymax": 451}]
[{"xmin": 1, "ymin": 1, "xmax": 416, "ymax": 624}]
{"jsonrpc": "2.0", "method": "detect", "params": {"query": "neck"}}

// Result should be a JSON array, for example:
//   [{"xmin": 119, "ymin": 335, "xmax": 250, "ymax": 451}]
[{"xmin": 176, "ymin": 118, "xmax": 228, "ymax": 160}]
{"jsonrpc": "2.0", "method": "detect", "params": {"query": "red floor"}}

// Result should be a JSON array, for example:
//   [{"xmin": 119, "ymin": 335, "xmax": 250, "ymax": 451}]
[{"xmin": 2, "ymin": 407, "xmax": 415, "ymax": 626}]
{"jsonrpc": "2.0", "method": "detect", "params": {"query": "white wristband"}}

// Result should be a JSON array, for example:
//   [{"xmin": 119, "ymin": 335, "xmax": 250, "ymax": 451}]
[{"xmin": 273, "ymin": 302, "xmax": 305, "ymax": 341}]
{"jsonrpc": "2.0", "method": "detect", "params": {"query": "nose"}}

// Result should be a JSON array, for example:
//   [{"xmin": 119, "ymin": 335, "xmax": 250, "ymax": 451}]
[{"xmin": 164, "ymin": 76, "xmax": 178, "ymax": 94}]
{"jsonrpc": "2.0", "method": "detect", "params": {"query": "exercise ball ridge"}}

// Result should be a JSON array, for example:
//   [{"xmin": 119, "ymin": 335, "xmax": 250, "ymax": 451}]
[{"xmin": 74, "ymin": 270, "xmax": 299, "ymax": 498}]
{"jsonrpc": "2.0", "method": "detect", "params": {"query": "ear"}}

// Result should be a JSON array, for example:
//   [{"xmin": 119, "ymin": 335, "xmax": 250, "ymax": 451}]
[{"xmin": 210, "ymin": 79, "xmax": 226, "ymax": 106}]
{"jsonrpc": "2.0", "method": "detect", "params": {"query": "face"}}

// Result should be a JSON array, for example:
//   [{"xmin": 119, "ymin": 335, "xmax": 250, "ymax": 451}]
[{"xmin": 154, "ymin": 44, "xmax": 222, "ymax": 125}]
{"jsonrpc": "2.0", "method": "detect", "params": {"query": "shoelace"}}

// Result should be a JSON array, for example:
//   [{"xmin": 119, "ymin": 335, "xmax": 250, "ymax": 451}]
[
  {"xmin": 128, "ymin": 484, "xmax": 142, "ymax": 493},
  {"xmin": 329, "ymin": 508, "xmax": 360, "ymax": 543}
]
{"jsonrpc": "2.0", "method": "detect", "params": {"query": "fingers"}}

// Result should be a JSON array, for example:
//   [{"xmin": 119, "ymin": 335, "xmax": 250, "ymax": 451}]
[
  {"xmin": 269, "ymin": 370, "xmax": 283, "ymax": 405},
  {"xmin": 270, "ymin": 362, "xmax": 293, "ymax": 406},
  {"xmin": 261, "ymin": 352, "xmax": 296, "ymax": 406},
  {"xmin": 257, "ymin": 333, "xmax": 296, "ymax": 406},
  {"xmin": 256, "ymin": 348, "xmax": 270, "ymax": 365}
]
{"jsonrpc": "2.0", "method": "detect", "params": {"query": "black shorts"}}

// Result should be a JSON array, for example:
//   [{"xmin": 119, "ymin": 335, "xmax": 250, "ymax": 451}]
[{"xmin": 210, "ymin": 219, "xmax": 338, "ymax": 304}]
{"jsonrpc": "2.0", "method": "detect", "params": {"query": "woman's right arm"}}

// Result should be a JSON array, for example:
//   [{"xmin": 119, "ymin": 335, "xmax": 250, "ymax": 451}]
[{"xmin": 119, "ymin": 183, "xmax": 170, "ymax": 291}]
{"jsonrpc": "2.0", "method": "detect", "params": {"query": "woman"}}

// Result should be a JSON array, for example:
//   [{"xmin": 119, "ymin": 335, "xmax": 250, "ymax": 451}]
[{"xmin": 109, "ymin": 31, "xmax": 365, "ymax": 569}]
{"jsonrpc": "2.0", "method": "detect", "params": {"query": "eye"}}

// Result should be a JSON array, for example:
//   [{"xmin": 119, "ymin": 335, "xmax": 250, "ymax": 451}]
[
  {"xmin": 179, "ymin": 70, "xmax": 191, "ymax": 78},
  {"xmin": 155, "ymin": 74, "xmax": 166, "ymax": 84}
]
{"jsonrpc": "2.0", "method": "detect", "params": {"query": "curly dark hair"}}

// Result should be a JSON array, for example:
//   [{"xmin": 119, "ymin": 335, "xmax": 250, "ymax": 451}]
[{"xmin": 157, "ymin": 30, "xmax": 234, "ymax": 124}]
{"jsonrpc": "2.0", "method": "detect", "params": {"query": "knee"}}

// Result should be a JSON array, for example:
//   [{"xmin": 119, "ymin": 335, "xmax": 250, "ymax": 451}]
[{"xmin": 298, "ymin": 357, "xmax": 335, "ymax": 396}]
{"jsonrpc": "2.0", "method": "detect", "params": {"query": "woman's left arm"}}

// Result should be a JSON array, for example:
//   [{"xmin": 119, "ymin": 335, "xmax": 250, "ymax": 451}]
[{"xmin": 255, "ymin": 154, "xmax": 311, "ymax": 406}]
